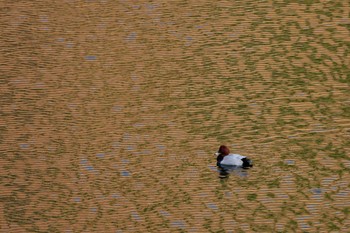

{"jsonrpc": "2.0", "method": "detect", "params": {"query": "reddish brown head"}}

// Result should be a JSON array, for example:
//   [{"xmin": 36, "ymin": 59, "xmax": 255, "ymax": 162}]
[{"xmin": 218, "ymin": 145, "xmax": 230, "ymax": 156}]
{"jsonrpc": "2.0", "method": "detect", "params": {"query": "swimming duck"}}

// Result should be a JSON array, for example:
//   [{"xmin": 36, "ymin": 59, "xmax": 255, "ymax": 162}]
[{"xmin": 215, "ymin": 145, "xmax": 253, "ymax": 169}]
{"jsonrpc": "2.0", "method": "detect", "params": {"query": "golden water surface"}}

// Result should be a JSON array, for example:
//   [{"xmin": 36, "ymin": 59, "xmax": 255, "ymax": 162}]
[{"xmin": 1, "ymin": 0, "xmax": 350, "ymax": 232}]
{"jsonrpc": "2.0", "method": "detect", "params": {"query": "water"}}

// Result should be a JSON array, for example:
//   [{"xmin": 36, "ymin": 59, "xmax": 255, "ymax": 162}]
[
  {"xmin": 1, "ymin": 1, "xmax": 349, "ymax": 232},
  {"xmin": 121, "ymin": 170, "xmax": 131, "ymax": 177},
  {"xmin": 125, "ymin": 32, "xmax": 137, "ymax": 42},
  {"xmin": 85, "ymin": 55, "xmax": 97, "ymax": 61}
]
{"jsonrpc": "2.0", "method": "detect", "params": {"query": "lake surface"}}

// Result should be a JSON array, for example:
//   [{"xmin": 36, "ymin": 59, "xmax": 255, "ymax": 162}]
[{"xmin": 1, "ymin": 1, "xmax": 349, "ymax": 232}]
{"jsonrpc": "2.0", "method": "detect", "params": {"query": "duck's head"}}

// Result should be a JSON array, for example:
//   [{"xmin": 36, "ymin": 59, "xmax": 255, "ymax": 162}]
[
  {"xmin": 215, "ymin": 145, "xmax": 230, "ymax": 157},
  {"xmin": 215, "ymin": 145, "xmax": 230, "ymax": 166}
]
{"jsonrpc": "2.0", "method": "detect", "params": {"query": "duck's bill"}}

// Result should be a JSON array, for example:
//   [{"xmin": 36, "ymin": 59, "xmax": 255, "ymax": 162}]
[{"xmin": 214, "ymin": 152, "xmax": 220, "ymax": 156}]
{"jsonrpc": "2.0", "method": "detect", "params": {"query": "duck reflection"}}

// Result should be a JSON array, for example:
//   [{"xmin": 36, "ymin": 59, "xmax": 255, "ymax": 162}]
[{"xmin": 218, "ymin": 165, "xmax": 249, "ymax": 179}]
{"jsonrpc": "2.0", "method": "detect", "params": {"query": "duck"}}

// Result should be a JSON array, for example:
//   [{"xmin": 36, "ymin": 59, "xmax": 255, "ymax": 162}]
[{"xmin": 215, "ymin": 145, "xmax": 253, "ymax": 169}]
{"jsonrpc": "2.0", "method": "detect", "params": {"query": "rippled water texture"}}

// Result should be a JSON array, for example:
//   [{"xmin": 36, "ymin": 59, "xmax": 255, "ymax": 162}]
[{"xmin": 1, "ymin": 1, "xmax": 350, "ymax": 232}]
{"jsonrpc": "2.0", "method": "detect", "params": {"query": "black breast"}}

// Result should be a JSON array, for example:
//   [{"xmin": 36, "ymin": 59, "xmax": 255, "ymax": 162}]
[{"xmin": 216, "ymin": 154, "xmax": 224, "ymax": 167}]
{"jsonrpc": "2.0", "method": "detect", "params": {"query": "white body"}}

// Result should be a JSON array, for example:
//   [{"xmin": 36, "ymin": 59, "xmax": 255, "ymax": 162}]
[{"xmin": 220, "ymin": 154, "xmax": 246, "ymax": 166}]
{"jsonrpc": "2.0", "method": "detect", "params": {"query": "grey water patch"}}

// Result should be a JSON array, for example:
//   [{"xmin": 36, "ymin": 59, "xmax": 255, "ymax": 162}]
[
  {"xmin": 311, "ymin": 194, "xmax": 322, "ymax": 200},
  {"xmin": 81, "ymin": 162, "xmax": 98, "ymax": 173},
  {"xmin": 283, "ymin": 175, "xmax": 294, "ymax": 184},
  {"xmin": 284, "ymin": 160, "xmax": 295, "ymax": 165},
  {"xmin": 343, "ymin": 160, "xmax": 350, "ymax": 168},
  {"xmin": 85, "ymin": 55, "xmax": 97, "ymax": 61},
  {"xmin": 337, "ymin": 181, "xmax": 348, "ymax": 188},
  {"xmin": 131, "ymin": 84, "xmax": 140, "ymax": 92},
  {"xmin": 306, "ymin": 204, "xmax": 316, "ymax": 210},
  {"xmin": 234, "ymin": 169, "xmax": 249, "ymax": 178},
  {"xmin": 206, "ymin": 203, "xmax": 218, "ymax": 211},
  {"xmin": 140, "ymin": 150, "xmax": 151, "ymax": 155},
  {"xmin": 126, "ymin": 145, "xmax": 135, "ymax": 151},
  {"xmin": 67, "ymin": 103, "xmax": 77, "ymax": 109},
  {"xmin": 66, "ymin": 42, "xmax": 74, "ymax": 48},
  {"xmin": 321, "ymin": 177, "xmax": 337, "ymax": 185},
  {"xmin": 156, "ymin": 144, "xmax": 166, "ymax": 155},
  {"xmin": 113, "ymin": 105, "xmax": 123, "ymax": 112},
  {"xmin": 171, "ymin": 220, "xmax": 186, "ymax": 229},
  {"xmin": 123, "ymin": 133, "xmax": 131, "ymax": 141},
  {"xmin": 300, "ymin": 223, "xmax": 311, "ymax": 229},
  {"xmin": 229, "ymin": 33, "xmax": 239, "ymax": 39},
  {"xmin": 276, "ymin": 224, "xmax": 284, "ymax": 232},
  {"xmin": 310, "ymin": 124, "xmax": 326, "ymax": 133},
  {"xmin": 296, "ymin": 216, "xmax": 312, "ymax": 229},
  {"xmin": 331, "ymin": 186, "xmax": 337, "ymax": 191},
  {"xmin": 73, "ymin": 197, "xmax": 81, "ymax": 202},
  {"xmin": 121, "ymin": 170, "xmax": 131, "ymax": 177},
  {"xmin": 277, "ymin": 194, "xmax": 289, "ymax": 199},
  {"xmin": 296, "ymin": 215, "xmax": 311, "ymax": 221},
  {"xmin": 241, "ymin": 223, "xmax": 250, "ymax": 231},
  {"xmin": 57, "ymin": 38, "xmax": 65, "ymax": 42},
  {"xmin": 34, "ymin": 82, "xmax": 46, "ymax": 89},
  {"xmin": 126, "ymin": 32, "xmax": 137, "ymax": 42},
  {"xmin": 39, "ymin": 15, "xmax": 49, "ymax": 23},
  {"xmin": 159, "ymin": 210, "xmax": 171, "ymax": 217},
  {"xmin": 156, "ymin": 144, "xmax": 166, "ymax": 150},
  {"xmin": 131, "ymin": 211, "xmax": 141, "ymax": 221},
  {"xmin": 260, "ymin": 198, "xmax": 273, "ymax": 204},
  {"xmin": 80, "ymin": 159, "xmax": 88, "ymax": 165},
  {"xmin": 122, "ymin": 159, "xmax": 129, "ymax": 164},
  {"xmin": 196, "ymin": 151, "xmax": 207, "ymax": 157},
  {"xmin": 335, "ymin": 190, "xmax": 349, "ymax": 197},
  {"xmin": 306, "ymin": 204, "xmax": 319, "ymax": 214},
  {"xmin": 185, "ymin": 36, "xmax": 193, "ymax": 46},
  {"xmin": 86, "ymin": 165, "xmax": 95, "ymax": 171},
  {"xmin": 96, "ymin": 153, "xmax": 105, "ymax": 158},
  {"xmin": 310, "ymin": 188, "xmax": 323, "ymax": 194},
  {"xmin": 310, "ymin": 129, "xmax": 326, "ymax": 133},
  {"xmin": 19, "ymin": 143, "xmax": 29, "ymax": 149},
  {"xmin": 90, "ymin": 207, "xmax": 97, "ymax": 212},
  {"xmin": 145, "ymin": 3, "xmax": 157, "ymax": 10},
  {"xmin": 208, "ymin": 165, "xmax": 217, "ymax": 171},
  {"xmin": 188, "ymin": 227, "xmax": 199, "ymax": 233},
  {"xmin": 111, "ymin": 193, "xmax": 121, "ymax": 199},
  {"xmin": 112, "ymin": 142, "xmax": 120, "ymax": 148},
  {"xmin": 186, "ymin": 36, "xmax": 193, "ymax": 42},
  {"xmin": 133, "ymin": 123, "xmax": 145, "ymax": 128}
]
